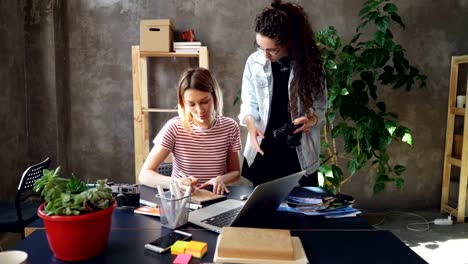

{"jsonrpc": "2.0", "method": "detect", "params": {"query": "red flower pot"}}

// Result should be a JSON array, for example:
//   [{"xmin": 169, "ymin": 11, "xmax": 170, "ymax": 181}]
[{"xmin": 37, "ymin": 200, "xmax": 116, "ymax": 261}]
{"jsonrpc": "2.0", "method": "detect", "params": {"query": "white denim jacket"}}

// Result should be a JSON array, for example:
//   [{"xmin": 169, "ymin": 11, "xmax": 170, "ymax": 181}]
[{"xmin": 238, "ymin": 51, "xmax": 327, "ymax": 175}]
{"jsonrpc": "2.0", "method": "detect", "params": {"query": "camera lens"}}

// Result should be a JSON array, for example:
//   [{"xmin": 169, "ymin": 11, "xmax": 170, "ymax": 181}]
[{"xmin": 114, "ymin": 193, "xmax": 128, "ymax": 207}]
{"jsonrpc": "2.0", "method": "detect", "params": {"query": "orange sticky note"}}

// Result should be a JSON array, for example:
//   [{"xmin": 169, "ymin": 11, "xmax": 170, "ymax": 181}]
[{"xmin": 185, "ymin": 240, "xmax": 207, "ymax": 258}]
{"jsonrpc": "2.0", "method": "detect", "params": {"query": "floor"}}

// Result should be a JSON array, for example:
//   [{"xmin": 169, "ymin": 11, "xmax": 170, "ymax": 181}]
[
  {"xmin": 363, "ymin": 208, "xmax": 468, "ymax": 264},
  {"xmin": 1, "ymin": 208, "xmax": 467, "ymax": 263}
]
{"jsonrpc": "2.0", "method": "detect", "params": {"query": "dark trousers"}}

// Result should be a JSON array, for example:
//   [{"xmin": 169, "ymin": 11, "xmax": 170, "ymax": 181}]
[{"xmin": 298, "ymin": 171, "xmax": 319, "ymax": 187}]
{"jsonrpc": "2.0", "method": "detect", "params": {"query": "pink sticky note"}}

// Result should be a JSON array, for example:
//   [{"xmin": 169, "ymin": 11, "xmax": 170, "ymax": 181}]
[{"xmin": 173, "ymin": 253, "xmax": 192, "ymax": 264}]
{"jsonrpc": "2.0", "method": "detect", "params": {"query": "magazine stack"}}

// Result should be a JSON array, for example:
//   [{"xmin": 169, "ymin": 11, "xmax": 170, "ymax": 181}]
[{"xmin": 173, "ymin": 42, "xmax": 201, "ymax": 53}]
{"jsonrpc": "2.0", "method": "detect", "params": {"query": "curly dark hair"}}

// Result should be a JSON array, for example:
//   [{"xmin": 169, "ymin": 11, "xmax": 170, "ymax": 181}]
[{"xmin": 255, "ymin": 0, "xmax": 325, "ymax": 115}]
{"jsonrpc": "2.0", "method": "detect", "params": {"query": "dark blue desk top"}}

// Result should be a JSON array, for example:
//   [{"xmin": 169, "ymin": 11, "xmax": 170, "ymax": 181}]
[
  {"xmin": 20, "ymin": 186, "xmax": 427, "ymax": 263},
  {"xmin": 16, "ymin": 229, "xmax": 427, "ymax": 264}
]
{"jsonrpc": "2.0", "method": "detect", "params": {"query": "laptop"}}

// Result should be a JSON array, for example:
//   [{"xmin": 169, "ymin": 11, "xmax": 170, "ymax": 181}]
[{"xmin": 188, "ymin": 171, "xmax": 305, "ymax": 233}]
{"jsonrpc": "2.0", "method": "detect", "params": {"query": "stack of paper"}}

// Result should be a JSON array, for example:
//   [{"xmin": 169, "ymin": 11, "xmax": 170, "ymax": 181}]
[
  {"xmin": 134, "ymin": 206, "xmax": 160, "ymax": 216},
  {"xmin": 278, "ymin": 186, "xmax": 361, "ymax": 218},
  {"xmin": 173, "ymin": 42, "xmax": 201, "ymax": 53}
]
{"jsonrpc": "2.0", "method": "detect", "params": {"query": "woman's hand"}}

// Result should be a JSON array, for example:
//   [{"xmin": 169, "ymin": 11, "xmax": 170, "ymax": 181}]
[
  {"xmin": 177, "ymin": 174, "xmax": 199, "ymax": 192},
  {"xmin": 293, "ymin": 114, "xmax": 318, "ymax": 134},
  {"xmin": 198, "ymin": 176, "xmax": 230, "ymax": 195},
  {"xmin": 247, "ymin": 124, "xmax": 265, "ymax": 156}
]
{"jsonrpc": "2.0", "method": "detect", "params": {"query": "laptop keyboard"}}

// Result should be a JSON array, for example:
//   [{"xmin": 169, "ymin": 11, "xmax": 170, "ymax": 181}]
[{"xmin": 201, "ymin": 206, "xmax": 242, "ymax": 227}]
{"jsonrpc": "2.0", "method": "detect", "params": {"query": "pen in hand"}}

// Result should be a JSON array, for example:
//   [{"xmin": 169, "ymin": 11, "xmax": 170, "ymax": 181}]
[{"xmin": 178, "ymin": 171, "xmax": 199, "ymax": 193}]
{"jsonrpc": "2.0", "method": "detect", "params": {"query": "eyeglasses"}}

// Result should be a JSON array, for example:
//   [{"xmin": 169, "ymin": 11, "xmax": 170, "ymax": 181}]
[{"xmin": 255, "ymin": 43, "xmax": 282, "ymax": 56}]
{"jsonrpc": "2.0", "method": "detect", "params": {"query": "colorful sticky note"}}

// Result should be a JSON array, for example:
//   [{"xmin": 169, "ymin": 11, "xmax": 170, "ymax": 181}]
[
  {"xmin": 173, "ymin": 253, "xmax": 192, "ymax": 264},
  {"xmin": 185, "ymin": 240, "xmax": 207, "ymax": 258},
  {"xmin": 171, "ymin": 240, "xmax": 189, "ymax": 255}
]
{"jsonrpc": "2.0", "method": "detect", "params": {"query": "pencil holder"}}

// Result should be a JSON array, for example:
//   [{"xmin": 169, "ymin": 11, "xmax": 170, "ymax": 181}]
[{"xmin": 155, "ymin": 191, "xmax": 191, "ymax": 229}]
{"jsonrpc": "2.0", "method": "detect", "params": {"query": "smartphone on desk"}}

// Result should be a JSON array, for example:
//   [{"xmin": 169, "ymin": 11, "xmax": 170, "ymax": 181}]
[{"xmin": 144, "ymin": 230, "xmax": 192, "ymax": 253}]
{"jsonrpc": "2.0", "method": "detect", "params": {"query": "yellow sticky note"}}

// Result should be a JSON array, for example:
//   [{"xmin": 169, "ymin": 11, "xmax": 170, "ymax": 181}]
[{"xmin": 171, "ymin": 240, "xmax": 189, "ymax": 255}]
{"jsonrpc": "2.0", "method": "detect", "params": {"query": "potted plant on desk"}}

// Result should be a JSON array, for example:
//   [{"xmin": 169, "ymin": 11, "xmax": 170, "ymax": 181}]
[{"xmin": 33, "ymin": 167, "xmax": 116, "ymax": 261}]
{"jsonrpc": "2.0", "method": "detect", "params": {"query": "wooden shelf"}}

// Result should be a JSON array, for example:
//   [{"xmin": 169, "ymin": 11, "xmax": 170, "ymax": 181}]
[
  {"xmin": 448, "ymin": 157, "xmax": 461, "ymax": 167},
  {"xmin": 441, "ymin": 55, "xmax": 468, "ymax": 223},
  {"xmin": 140, "ymin": 51, "xmax": 201, "ymax": 58},
  {"xmin": 142, "ymin": 108, "xmax": 178, "ymax": 113},
  {"xmin": 450, "ymin": 107, "xmax": 465, "ymax": 116},
  {"xmin": 132, "ymin": 45, "xmax": 209, "ymax": 183}
]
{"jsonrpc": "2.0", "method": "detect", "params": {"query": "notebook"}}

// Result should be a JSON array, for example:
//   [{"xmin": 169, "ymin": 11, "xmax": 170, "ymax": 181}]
[{"xmin": 188, "ymin": 171, "xmax": 305, "ymax": 233}]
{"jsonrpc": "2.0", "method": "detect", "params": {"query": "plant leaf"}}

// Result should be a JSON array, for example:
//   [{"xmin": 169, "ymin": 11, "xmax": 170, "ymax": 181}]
[
  {"xmin": 374, "ymin": 31, "xmax": 386, "ymax": 47},
  {"xmin": 390, "ymin": 13, "xmax": 405, "ymax": 28},
  {"xmin": 395, "ymin": 177, "xmax": 405, "ymax": 189},
  {"xmin": 393, "ymin": 165, "xmax": 406, "ymax": 175},
  {"xmin": 383, "ymin": 3, "xmax": 398, "ymax": 13},
  {"xmin": 376, "ymin": 16, "xmax": 390, "ymax": 32}
]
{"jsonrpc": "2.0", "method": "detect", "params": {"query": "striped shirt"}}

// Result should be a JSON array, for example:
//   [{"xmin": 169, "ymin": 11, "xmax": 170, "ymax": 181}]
[{"xmin": 154, "ymin": 116, "xmax": 242, "ymax": 185}]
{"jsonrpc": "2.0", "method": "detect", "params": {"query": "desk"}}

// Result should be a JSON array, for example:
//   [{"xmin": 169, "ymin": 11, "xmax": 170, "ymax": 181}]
[
  {"xmin": 18, "ymin": 186, "xmax": 427, "ymax": 264},
  {"xmin": 15, "ymin": 229, "xmax": 426, "ymax": 264},
  {"xmin": 28, "ymin": 186, "xmax": 373, "ymax": 230}
]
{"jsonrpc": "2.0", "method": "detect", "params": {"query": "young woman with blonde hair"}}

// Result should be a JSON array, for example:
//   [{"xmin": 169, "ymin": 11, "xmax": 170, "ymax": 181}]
[{"xmin": 139, "ymin": 68, "xmax": 241, "ymax": 194}]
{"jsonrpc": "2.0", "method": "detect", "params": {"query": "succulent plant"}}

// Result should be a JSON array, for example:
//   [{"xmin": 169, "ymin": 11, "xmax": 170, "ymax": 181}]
[{"xmin": 34, "ymin": 167, "xmax": 114, "ymax": 216}]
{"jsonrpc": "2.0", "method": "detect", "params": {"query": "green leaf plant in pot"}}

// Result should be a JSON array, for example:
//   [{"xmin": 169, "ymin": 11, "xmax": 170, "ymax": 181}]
[
  {"xmin": 315, "ymin": 0, "xmax": 427, "ymax": 197},
  {"xmin": 33, "ymin": 167, "xmax": 116, "ymax": 261}
]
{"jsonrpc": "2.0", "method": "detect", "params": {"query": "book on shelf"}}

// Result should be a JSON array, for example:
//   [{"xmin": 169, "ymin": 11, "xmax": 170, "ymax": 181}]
[
  {"xmin": 214, "ymin": 227, "xmax": 308, "ymax": 264},
  {"xmin": 173, "ymin": 41, "xmax": 202, "ymax": 46},
  {"xmin": 174, "ymin": 50, "xmax": 199, "ymax": 54},
  {"xmin": 174, "ymin": 46, "xmax": 201, "ymax": 49}
]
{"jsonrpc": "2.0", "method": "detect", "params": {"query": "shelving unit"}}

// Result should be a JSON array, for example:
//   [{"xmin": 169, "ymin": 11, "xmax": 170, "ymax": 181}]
[
  {"xmin": 131, "ymin": 45, "xmax": 209, "ymax": 183},
  {"xmin": 441, "ymin": 55, "xmax": 468, "ymax": 223}
]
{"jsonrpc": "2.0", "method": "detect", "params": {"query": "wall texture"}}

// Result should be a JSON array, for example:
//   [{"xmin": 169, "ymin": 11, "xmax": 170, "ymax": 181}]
[
  {"xmin": 2, "ymin": 0, "xmax": 468, "ymax": 209},
  {"xmin": 0, "ymin": 0, "xmax": 28, "ymax": 200}
]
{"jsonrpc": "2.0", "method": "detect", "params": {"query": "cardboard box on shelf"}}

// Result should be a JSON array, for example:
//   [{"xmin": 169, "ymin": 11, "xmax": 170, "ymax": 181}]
[{"xmin": 140, "ymin": 19, "xmax": 174, "ymax": 52}]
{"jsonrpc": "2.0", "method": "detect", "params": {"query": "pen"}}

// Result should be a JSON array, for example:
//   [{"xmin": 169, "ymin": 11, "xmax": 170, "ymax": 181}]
[
  {"xmin": 179, "ymin": 171, "xmax": 199, "ymax": 193},
  {"xmin": 174, "ymin": 186, "xmax": 191, "ymax": 226},
  {"xmin": 156, "ymin": 185, "xmax": 172, "ymax": 224},
  {"xmin": 139, "ymin": 199, "xmax": 200, "ymax": 210}
]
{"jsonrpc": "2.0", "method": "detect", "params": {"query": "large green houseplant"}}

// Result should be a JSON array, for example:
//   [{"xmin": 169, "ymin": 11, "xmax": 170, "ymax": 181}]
[
  {"xmin": 34, "ymin": 167, "xmax": 116, "ymax": 261},
  {"xmin": 315, "ymin": 0, "xmax": 427, "ymax": 194}
]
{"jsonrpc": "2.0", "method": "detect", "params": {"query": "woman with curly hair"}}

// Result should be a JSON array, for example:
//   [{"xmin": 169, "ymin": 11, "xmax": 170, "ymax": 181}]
[{"xmin": 238, "ymin": 0, "xmax": 326, "ymax": 186}]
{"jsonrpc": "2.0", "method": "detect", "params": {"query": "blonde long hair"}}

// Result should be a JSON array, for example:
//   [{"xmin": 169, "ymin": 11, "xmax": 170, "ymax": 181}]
[{"xmin": 177, "ymin": 68, "xmax": 223, "ymax": 131}]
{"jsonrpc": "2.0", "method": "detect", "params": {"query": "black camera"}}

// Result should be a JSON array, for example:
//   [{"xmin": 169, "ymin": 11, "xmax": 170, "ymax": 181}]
[
  {"xmin": 273, "ymin": 122, "xmax": 302, "ymax": 148},
  {"xmin": 106, "ymin": 182, "xmax": 140, "ymax": 207}
]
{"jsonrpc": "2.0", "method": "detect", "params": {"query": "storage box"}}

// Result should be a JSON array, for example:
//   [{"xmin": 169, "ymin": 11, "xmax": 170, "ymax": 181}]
[{"xmin": 140, "ymin": 19, "xmax": 174, "ymax": 52}]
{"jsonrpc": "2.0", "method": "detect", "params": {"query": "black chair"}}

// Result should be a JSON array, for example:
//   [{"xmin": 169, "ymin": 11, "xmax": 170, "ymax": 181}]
[
  {"xmin": 0, "ymin": 157, "xmax": 50, "ymax": 239},
  {"xmin": 157, "ymin": 163, "xmax": 173, "ymax": 176}
]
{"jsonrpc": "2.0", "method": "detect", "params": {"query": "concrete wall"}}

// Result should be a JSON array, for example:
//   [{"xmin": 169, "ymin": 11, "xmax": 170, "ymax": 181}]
[
  {"xmin": 0, "ymin": 0, "xmax": 28, "ymax": 200},
  {"xmin": 1, "ymin": 0, "xmax": 468, "ymax": 209}
]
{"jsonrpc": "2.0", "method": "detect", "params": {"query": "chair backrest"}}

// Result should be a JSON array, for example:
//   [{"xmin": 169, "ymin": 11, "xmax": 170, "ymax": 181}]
[
  {"xmin": 16, "ymin": 157, "xmax": 51, "ymax": 199},
  {"xmin": 157, "ymin": 163, "xmax": 173, "ymax": 176}
]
